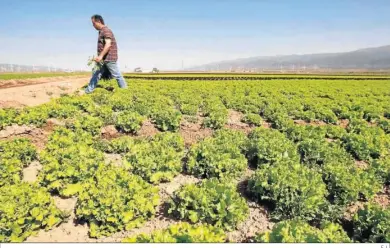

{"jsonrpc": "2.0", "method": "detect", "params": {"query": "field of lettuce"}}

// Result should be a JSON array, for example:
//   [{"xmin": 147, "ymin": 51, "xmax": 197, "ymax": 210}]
[{"xmin": 0, "ymin": 77, "xmax": 389, "ymax": 243}]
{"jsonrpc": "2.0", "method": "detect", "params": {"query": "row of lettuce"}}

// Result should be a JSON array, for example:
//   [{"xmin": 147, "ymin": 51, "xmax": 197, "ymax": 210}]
[
  {"xmin": 1, "ymin": 78, "xmax": 390, "ymax": 242},
  {"xmin": 1, "ymin": 125, "xmax": 389, "ymax": 242}
]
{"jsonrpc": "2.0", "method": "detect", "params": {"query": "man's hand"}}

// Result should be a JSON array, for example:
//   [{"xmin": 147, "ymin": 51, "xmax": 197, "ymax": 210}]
[
  {"xmin": 94, "ymin": 56, "xmax": 103, "ymax": 63},
  {"xmin": 95, "ymin": 38, "xmax": 112, "ymax": 63}
]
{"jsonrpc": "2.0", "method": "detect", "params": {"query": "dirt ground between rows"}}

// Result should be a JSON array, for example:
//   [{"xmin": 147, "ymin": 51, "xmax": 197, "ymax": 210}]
[{"xmin": 0, "ymin": 76, "xmax": 89, "ymax": 108}]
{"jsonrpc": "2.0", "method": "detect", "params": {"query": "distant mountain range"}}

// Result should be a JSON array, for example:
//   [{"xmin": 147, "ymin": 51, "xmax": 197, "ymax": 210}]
[
  {"xmin": 187, "ymin": 45, "xmax": 390, "ymax": 71},
  {"xmin": 0, "ymin": 64, "xmax": 79, "ymax": 73}
]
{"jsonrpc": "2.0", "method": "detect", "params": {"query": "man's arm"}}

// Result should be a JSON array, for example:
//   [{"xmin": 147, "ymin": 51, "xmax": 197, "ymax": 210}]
[{"xmin": 96, "ymin": 38, "xmax": 112, "ymax": 62}]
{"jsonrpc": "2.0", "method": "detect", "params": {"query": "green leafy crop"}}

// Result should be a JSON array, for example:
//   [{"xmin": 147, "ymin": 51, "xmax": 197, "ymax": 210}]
[
  {"xmin": 246, "ymin": 127, "xmax": 299, "ymax": 167},
  {"xmin": 125, "ymin": 132, "xmax": 185, "ymax": 183},
  {"xmin": 38, "ymin": 127, "xmax": 105, "ymax": 197},
  {"xmin": 186, "ymin": 129, "xmax": 248, "ymax": 179},
  {"xmin": 115, "ymin": 111, "xmax": 146, "ymax": 134},
  {"xmin": 168, "ymin": 178, "xmax": 249, "ymax": 231},
  {"xmin": 256, "ymin": 220, "xmax": 351, "ymax": 243},
  {"xmin": 242, "ymin": 113, "xmax": 263, "ymax": 126},
  {"xmin": 122, "ymin": 223, "xmax": 226, "ymax": 243},
  {"xmin": 75, "ymin": 166, "xmax": 160, "ymax": 238},
  {"xmin": 0, "ymin": 183, "xmax": 66, "ymax": 242},
  {"xmin": 353, "ymin": 204, "xmax": 390, "ymax": 243},
  {"xmin": 248, "ymin": 161, "xmax": 328, "ymax": 221},
  {"xmin": 151, "ymin": 108, "xmax": 182, "ymax": 131},
  {"xmin": 0, "ymin": 138, "xmax": 37, "ymax": 186}
]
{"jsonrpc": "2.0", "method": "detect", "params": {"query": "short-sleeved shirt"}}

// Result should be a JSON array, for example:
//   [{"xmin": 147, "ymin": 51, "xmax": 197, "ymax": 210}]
[{"xmin": 97, "ymin": 26, "xmax": 118, "ymax": 62}]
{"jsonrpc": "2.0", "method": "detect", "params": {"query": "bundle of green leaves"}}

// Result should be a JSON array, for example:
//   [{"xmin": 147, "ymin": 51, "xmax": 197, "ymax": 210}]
[
  {"xmin": 151, "ymin": 107, "xmax": 182, "ymax": 131},
  {"xmin": 75, "ymin": 166, "xmax": 160, "ymax": 238},
  {"xmin": 353, "ymin": 204, "xmax": 390, "ymax": 243},
  {"xmin": 0, "ymin": 183, "xmax": 66, "ymax": 242},
  {"xmin": 241, "ymin": 113, "xmax": 263, "ymax": 127},
  {"xmin": 168, "ymin": 178, "xmax": 249, "ymax": 231},
  {"xmin": 256, "ymin": 220, "xmax": 351, "ymax": 243},
  {"xmin": 115, "ymin": 110, "xmax": 145, "ymax": 134},
  {"xmin": 246, "ymin": 127, "xmax": 299, "ymax": 167},
  {"xmin": 125, "ymin": 132, "xmax": 185, "ymax": 184},
  {"xmin": 0, "ymin": 138, "xmax": 37, "ymax": 186},
  {"xmin": 65, "ymin": 114, "xmax": 104, "ymax": 136},
  {"xmin": 298, "ymin": 138, "xmax": 381, "ymax": 205},
  {"xmin": 15, "ymin": 105, "xmax": 50, "ymax": 127},
  {"xmin": 202, "ymin": 97, "xmax": 228, "ymax": 129},
  {"xmin": 122, "ymin": 223, "xmax": 226, "ymax": 243},
  {"xmin": 343, "ymin": 126, "xmax": 390, "ymax": 160},
  {"xmin": 285, "ymin": 125, "xmax": 327, "ymax": 143},
  {"xmin": 38, "ymin": 127, "xmax": 104, "ymax": 197},
  {"xmin": 247, "ymin": 161, "xmax": 328, "ymax": 221},
  {"xmin": 371, "ymin": 157, "xmax": 390, "ymax": 184},
  {"xmin": 186, "ymin": 129, "xmax": 248, "ymax": 179}
]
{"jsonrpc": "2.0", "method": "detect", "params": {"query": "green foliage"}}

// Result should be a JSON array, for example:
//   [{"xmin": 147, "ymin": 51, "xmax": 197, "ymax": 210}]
[
  {"xmin": 47, "ymin": 103, "xmax": 79, "ymax": 119},
  {"xmin": 186, "ymin": 129, "xmax": 248, "ymax": 179},
  {"xmin": 343, "ymin": 127, "xmax": 390, "ymax": 160},
  {"xmin": 247, "ymin": 161, "xmax": 328, "ymax": 221},
  {"xmin": 285, "ymin": 125, "xmax": 326, "ymax": 143},
  {"xmin": 122, "ymin": 223, "xmax": 226, "ymax": 243},
  {"xmin": 298, "ymin": 139, "xmax": 354, "ymax": 166},
  {"xmin": 180, "ymin": 103, "xmax": 199, "ymax": 116},
  {"xmin": 256, "ymin": 220, "xmax": 351, "ymax": 243},
  {"xmin": 297, "ymin": 139, "xmax": 381, "ymax": 205},
  {"xmin": 0, "ymin": 108, "xmax": 17, "ymax": 129},
  {"xmin": 66, "ymin": 114, "xmax": 103, "ymax": 136},
  {"xmin": 87, "ymin": 105, "xmax": 115, "ymax": 125},
  {"xmin": 353, "ymin": 204, "xmax": 390, "ymax": 243},
  {"xmin": 38, "ymin": 127, "xmax": 104, "ymax": 197},
  {"xmin": 168, "ymin": 178, "xmax": 249, "ymax": 231},
  {"xmin": 115, "ymin": 111, "xmax": 145, "ymax": 134},
  {"xmin": 371, "ymin": 157, "xmax": 390, "ymax": 184},
  {"xmin": 323, "ymin": 125, "xmax": 347, "ymax": 139},
  {"xmin": 246, "ymin": 128, "xmax": 299, "ymax": 167},
  {"xmin": 0, "ymin": 183, "xmax": 66, "ymax": 242},
  {"xmin": 0, "ymin": 138, "xmax": 37, "ymax": 186},
  {"xmin": 323, "ymin": 162, "xmax": 381, "ymax": 205},
  {"xmin": 15, "ymin": 106, "xmax": 50, "ymax": 127},
  {"xmin": 242, "ymin": 113, "xmax": 262, "ymax": 126},
  {"xmin": 202, "ymin": 98, "xmax": 228, "ymax": 129},
  {"xmin": 75, "ymin": 166, "xmax": 160, "ymax": 238},
  {"xmin": 125, "ymin": 133, "xmax": 185, "ymax": 183},
  {"xmin": 378, "ymin": 119, "xmax": 390, "ymax": 134},
  {"xmin": 151, "ymin": 108, "xmax": 182, "ymax": 131}
]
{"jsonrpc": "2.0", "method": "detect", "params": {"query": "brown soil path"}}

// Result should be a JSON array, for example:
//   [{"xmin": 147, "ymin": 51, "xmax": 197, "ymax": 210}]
[{"xmin": 0, "ymin": 77, "xmax": 89, "ymax": 108}]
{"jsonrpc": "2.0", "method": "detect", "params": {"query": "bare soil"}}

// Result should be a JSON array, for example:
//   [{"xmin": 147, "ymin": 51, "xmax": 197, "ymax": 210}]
[
  {"xmin": 339, "ymin": 119, "xmax": 350, "ymax": 129},
  {"xmin": 0, "ymin": 76, "xmax": 88, "ymax": 89},
  {"xmin": 22, "ymin": 161, "xmax": 43, "ymax": 183},
  {"xmin": 0, "ymin": 77, "xmax": 89, "ymax": 108},
  {"xmin": 104, "ymin": 153, "xmax": 123, "ymax": 167},
  {"xmin": 179, "ymin": 115, "xmax": 213, "ymax": 146},
  {"xmin": 225, "ymin": 110, "xmax": 254, "ymax": 134},
  {"xmin": 0, "ymin": 125, "xmax": 50, "ymax": 151},
  {"xmin": 373, "ymin": 186, "xmax": 390, "ymax": 208},
  {"xmin": 355, "ymin": 160, "xmax": 369, "ymax": 169},
  {"xmin": 293, "ymin": 119, "xmax": 327, "ymax": 127},
  {"xmin": 138, "ymin": 119, "xmax": 160, "ymax": 138}
]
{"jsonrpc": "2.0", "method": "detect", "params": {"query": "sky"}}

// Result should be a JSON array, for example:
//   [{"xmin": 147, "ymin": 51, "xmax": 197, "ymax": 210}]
[{"xmin": 1, "ymin": 0, "xmax": 390, "ymax": 71}]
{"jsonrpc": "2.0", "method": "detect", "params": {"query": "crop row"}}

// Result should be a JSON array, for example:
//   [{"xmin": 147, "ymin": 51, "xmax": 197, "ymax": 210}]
[{"xmin": 0, "ymin": 78, "xmax": 389, "ymax": 242}]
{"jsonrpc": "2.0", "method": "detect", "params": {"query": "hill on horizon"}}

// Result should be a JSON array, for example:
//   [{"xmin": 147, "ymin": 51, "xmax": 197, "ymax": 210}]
[{"xmin": 187, "ymin": 45, "xmax": 390, "ymax": 71}]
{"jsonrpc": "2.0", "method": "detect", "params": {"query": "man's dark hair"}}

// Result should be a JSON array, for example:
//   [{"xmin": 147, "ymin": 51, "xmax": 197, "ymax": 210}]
[{"xmin": 91, "ymin": 14, "xmax": 105, "ymax": 25}]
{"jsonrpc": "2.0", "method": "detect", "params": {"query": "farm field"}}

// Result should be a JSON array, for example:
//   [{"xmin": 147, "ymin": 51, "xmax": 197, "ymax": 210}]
[
  {"xmin": 0, "ymin": 76, "xmax": 389, "ymax": 243},
  {"xmin": 0, "ymin": 72, "xmax": 90, "ymax": 81}
]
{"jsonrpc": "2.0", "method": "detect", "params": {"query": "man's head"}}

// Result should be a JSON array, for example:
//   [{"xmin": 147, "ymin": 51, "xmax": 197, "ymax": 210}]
[{"xmin": 91, "ymin": 14, "xmax": 105, "ymax": 30}]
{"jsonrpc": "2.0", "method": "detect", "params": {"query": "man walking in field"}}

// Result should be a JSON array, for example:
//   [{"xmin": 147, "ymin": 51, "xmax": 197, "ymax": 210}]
[{"xmin": 86, "ymin": 14, "xmax": 127, "ymax": 93}]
